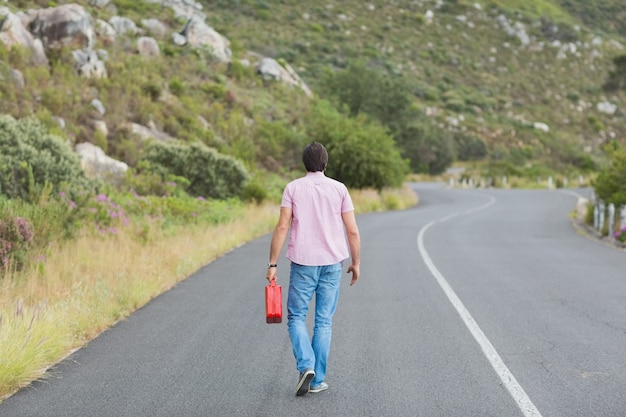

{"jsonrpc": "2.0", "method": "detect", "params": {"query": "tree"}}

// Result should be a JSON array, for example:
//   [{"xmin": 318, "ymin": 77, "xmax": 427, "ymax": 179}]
[
  {"xmin": 319, "ymin": 62, "xmax": 455, "ymax": 174},
  {"xmin": 603, "ymin": 54, "xmax": 626, "ymax": 92},
  {"xmin": 306, "ymin": 100, "xmax": 409, "ymax": 190},
  {"xmin": 593, "ymin": 142, "xmax": 626, "ymax": 208},
  {"xmin": 319, "ymin": 61, "xmax": 414, "ymax": 134},
  {"xmin": 395, "ymin": 119, "xmax": 455, "ymax": 175}
]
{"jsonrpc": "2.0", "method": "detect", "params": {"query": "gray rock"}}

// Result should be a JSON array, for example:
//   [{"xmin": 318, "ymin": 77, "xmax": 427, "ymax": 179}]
[
  {"xmin": 141, "ymin": 18, "xmax": 167, "ymax": 39},
  {"xmin": 73, "ymin": 48, "xmax": 107, "ymax": 78},
  {"xmin": 95, "ymin": 18, "xmax": 116, "ymax": 45},
  {"xmin": 108, "ymin": 16, "xmax": 138, "ymax": 36},
  {"xmin": 21, "ymin": 4, "xmax": 95, "ymax": 50},
  {"xmin": 75, "ymin": 142, "xmax": 128, "ymax": 179},
  {"xmin": 137, "ymin": 36, "xmax": 160, "ymax": 57},
  {"xmin": 9, "ymin": 68, "xmax": 25, "ymax": 88},
  {"xmin": 171, "ymin": 31, "xmax": 186, "ymax": 46},
  {"xmin": 180, "ymin": 18, "xmax": 231, "ymax": 62},
  {"xmin": 0, "ymin": 7, "xmax": 48, "ymax": 65},
  {"xmin": 597, "ymin": 101, "xmax": 617, "ymax": 115},
  {"xmin": 89, "ymin": 0, "xmax": 111, "ymax": 8},
  {"xmin": 256, "ymin": 57, "xmax": 312, "ymax": 97},
  {"xmin": 91, "ymin": 98, "xmax": 105, "ymax": 115},
  {"xmin": 128, "ymin": 123, "xmax": 174, "ymax": 142}
]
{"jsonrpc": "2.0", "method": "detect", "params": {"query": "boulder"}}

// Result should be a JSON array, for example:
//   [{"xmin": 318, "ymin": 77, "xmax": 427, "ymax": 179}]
[
  {"xmin": 144, "ymin": 0, "xmax": 205, "ymax": 21},
  {"xmin": 91, "ymin": 98, "xmax": 106, "ymax": 116},
  {"xmin": 95, "ymin": 18, "xmax": 116, "ymax": 45},
  {"xmin": 137, "ymin": 36, "xmax": 160, "ymax": 57},
  {"xmin": 108, "ymin": 16, "xmax": 138, "ymax": 36},
  {"xmin": 10, "ymin": 68, "xmax": 25, "ymax": 88},
  {"xmin": 75, "ymin": 142, "xmax": 128, "ymax": 179},
  {"xmin": 256, "ymin": 57, "xmax": 312, "ymax": 97},
  {"xmin": 128, "ymin": 123, "xmax": 175, "ymax": 142},
  {"xmin": 21, "ymin": 4, "xmax": 95, "ymax": 50},
  {"xmin": 0, "ymin": 7, "xmax": 48, "ymax": 65},
  {"xmin": 141, "ymin": 18, "xmax": 167, "ymax": 39},
  {"xmin": 597, "ymin": 101, "xmax": 617, "ymax": 115},
  {"xmin": 89, "ymin": 0, "xmax": 111, "ymax": 8},
  {"xmin": 73, "ymin": 48, "xmax": 107, "ymax": 79},
  {"xmin": 180, "ymin": 18, "xmax": 231, "ymax": 62}
]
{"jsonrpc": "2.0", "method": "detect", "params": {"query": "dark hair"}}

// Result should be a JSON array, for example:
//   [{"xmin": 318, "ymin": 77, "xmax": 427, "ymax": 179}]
[{"xmin": 302, "ymin": 142, "xmax": 328, "ymax": 172}]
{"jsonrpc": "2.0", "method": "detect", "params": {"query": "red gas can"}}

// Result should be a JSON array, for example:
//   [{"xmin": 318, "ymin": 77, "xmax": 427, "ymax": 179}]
[{"xmin": 265, "ymin": 279, "xmax": 282, "ymax": 324}]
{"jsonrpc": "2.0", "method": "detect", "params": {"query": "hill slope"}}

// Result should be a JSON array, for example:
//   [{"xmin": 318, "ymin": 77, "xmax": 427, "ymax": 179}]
[
  {"xmin": 205, "ymin": 0, "xmax": 626, "ymax": 173},
  {"xmin": 1, "ymin": 0, "xmax": 625, "ymax": 181}
]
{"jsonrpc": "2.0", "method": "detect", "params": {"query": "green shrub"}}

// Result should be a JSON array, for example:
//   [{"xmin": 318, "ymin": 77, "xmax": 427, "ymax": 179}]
[
  {"xmin": 0, "ymin": 214, "xmax": 34, "ymax": 272},
  {"xmin": 168, "ymin": 78, "xmax": 185, "ymax": 96},
  {"xmin": 0, "ymin": 115, "xmax": 93, "ymax": 201},
  {"xmin": 307, "ymin": 100, "xmax": 408, "ymax": 190},
  {"xmin": 453, "ymin": 133, "xmax": 488, "ymax": 161},
  {"xmin": 395, "ymin": 118, "xmax": 455, "ymax": 175},
  {"xmin": 139, "ymin": 141, "xmax": 250, "ymax": 199},
  {"xmin": 585, "ymin": 200, "xmax": 594, "ymax": 226},
  {"xmin": 241, "ymin": 181, "xmax": 268, "ymax": 204},
  {"xmin": 593, "ymin": 142, "xmax": 626, "ymax": 208}
]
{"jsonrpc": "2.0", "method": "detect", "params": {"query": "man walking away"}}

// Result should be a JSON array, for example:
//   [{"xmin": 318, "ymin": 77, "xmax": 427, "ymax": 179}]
[{"xmin": 266, "ymin": 142, "xmax": 361, "ymax": 396}]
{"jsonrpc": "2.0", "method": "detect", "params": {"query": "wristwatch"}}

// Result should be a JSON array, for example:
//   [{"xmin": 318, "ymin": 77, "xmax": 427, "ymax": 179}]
[{"xmin": 268, "ymin": 263, "xmax": 277, "ymax": 268}]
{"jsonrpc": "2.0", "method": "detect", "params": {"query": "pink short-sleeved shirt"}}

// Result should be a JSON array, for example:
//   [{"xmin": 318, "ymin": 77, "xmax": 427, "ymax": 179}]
[{"xmin": 281, "ymin": 171, "xmax": 354, "ymax": 266}]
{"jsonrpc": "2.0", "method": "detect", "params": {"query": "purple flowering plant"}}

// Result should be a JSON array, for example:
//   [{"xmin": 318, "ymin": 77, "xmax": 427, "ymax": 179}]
[
  {"xmin": 0, "ymin": 216, "xmax": 35, "ymax": 271},
  {"xmin": 90, "ymin": 193, "xmax": 130, "ymax": 235},
  {"xmin": 614, "ymin": 226, "xmax": 626, "ymax": 243}
]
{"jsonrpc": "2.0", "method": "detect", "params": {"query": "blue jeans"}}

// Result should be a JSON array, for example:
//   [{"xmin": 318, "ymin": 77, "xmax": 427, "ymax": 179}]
[{"xmin": 287, "ymin": 262, "xmax": 342, "ymax": 386}]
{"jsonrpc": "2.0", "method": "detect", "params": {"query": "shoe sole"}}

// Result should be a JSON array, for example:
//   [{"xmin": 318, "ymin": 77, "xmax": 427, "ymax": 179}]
[{"xmin": 295, "ymin": 370, "xmax": 315, "ymax": 396}]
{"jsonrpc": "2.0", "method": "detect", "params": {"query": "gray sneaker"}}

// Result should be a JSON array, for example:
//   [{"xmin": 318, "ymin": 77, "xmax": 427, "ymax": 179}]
[
  {"xmin": 309, "ymin": 382, "xmax": 328, "ymax": 393},
  {"xmin": 295, "ymin": 368, "xmax": 315, "ymax": 396}
]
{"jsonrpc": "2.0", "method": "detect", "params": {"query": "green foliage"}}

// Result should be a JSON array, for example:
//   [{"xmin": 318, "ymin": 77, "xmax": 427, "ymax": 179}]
[
  {"xmin": 306, "ymin": 100, "xmax": 408, "ymax": 190},
  {"xmin": 556, "ymin": 0, "xmax": 626, "ymax": 37},
  {"xmin": 593, "ymin": 142, "xmax": 626, "ymax": 207},
  {"xmin": 603, "ymin": 54, "xmax": 626, "ymax": 92},
  {"xmin": 453, "ymin": 133, "xmax": 488, "ymax": 161},
  {"xmin": 0, "ymin": 184, "xmax": 92, "ymax": 273},
  {"xmin": 138, "ymin": 141, "xmax": 250, "ymax": 199},
  {"xmin": 318, "ymin": 61, "xmax": 455, "ymax": 175},
  {"xmin": 489, "ymin": 0, "xmax": 574, "ymax": 23},
  {"xmin": 0, "ymin": 213, "xmax": 34, "ymax": 272},
  {"xmin": 241, "ymin": 180, "xmax": 268, "ymax": 204},
  {"xmin": 253, "ymin": 119, "xmax": 306, "ymax": 171},
  {"xmin": 319, "ymin": 61, "xmax": 414, "ymax": 134},
  {"xmin": 395, "ymin": 118, "xmax": 455, "ymax": 175},
  {"xmin": 584, "ymin": 200, "xmax": 595, "ymax": 226},
  {"xmin": 0, "ymin": 116, "xmax": 93, "ymax": 201}
]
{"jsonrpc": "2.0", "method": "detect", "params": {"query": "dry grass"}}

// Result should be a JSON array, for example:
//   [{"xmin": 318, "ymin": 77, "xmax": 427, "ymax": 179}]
[
  {"xmin": 0, "ymin": 186, "xmax": 416, "ymax": 400},
  {"xmin": 0, "ymin": 203, "xmax": 278, "ymax": 399},
  {"xmin": 351, "ymin": 185, "xmax": 418, "ymax": 213}
]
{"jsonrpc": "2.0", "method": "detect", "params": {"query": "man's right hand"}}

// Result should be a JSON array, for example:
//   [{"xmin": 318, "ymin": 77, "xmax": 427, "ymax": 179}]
[{"xmin": 347, "ymin": 263, "xmax": 360, "ymax": 286}]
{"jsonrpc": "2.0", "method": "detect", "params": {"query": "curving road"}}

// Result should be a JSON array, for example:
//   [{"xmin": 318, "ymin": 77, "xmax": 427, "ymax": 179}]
[{"xmin": 2, "ymin": 183, "xmax": 626, "ymax": 417}]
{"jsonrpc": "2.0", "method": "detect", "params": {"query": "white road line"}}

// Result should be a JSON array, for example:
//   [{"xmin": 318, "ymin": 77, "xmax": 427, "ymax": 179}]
[{"xmin": 417, "ymin": 194, "xmax": 543, "ymax": 417}]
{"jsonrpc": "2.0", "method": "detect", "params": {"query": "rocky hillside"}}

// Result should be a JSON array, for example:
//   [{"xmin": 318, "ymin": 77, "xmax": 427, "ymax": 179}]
[{"xmin": 1, "ymin": 0, "xmax": 625, "ymax": 181}]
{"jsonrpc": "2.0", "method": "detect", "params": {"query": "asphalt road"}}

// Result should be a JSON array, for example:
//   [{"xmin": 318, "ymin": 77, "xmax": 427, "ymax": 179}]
[{"xmin": 2, "ymin": 183, "xmax": 625, "ymax": 417}]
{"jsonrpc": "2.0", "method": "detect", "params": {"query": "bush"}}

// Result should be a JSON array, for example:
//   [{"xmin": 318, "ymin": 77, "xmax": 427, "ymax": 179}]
[
  {"xmin": 0, "ymin": 215, "xmax": 34, "ymax": 272},
  {"xmin": 0, "ymin": 115, "xmax": 93, "ymax": 201},
  {"xmin": 241, "ymin": 181, "xmax": 268, "ymax": 204},
  {"xmin": 138, "ymin": 141, "xmax": 250, "ymax": 199},
  {"xmin": 593, "ymin": 142, "xmax": 626, "ymax": 207},
  {"xmin": 307, "ymin": 100, "xmax": 408, "ymax": 190},
  {"xmin": 453, "ymin": 133, "xmax": 488, "ymax": 161},
  {"xmin": 395, "ymin": 118, "xmax": 455, "ymax": 175}
]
